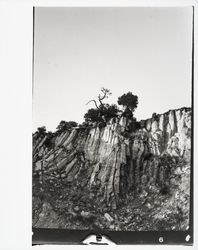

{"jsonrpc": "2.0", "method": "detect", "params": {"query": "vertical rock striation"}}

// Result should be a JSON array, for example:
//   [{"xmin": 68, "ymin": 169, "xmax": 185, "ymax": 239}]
[{"xmin": 33, "ymin": 107, "xmax": 191, "ymax": 211}]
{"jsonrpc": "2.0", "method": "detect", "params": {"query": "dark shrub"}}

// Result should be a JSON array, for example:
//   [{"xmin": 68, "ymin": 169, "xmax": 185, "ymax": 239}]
[
  {"xmin": 34, "ymin": 126, "xmax": 47, "ymax": 139},
  {"xmin": 43, "ymin": 131, "xmax": 56, "ymax": 149},
  {"xmin": 152, "ymin": 112, "xmax": 159, "ymax": 122},
  {"xmin": 56, "ymin": 120, "xmax": 78, "ymax": 134},
  {"xmin": 84, "ymin": 108, "xmax": 102, "ymax": 123},
  {"xmin": 84, "ymin": 104, "xmax": 119, "ymax": 124},
  {"xmin": 117, "ymin": 92, "xmax": 138, "ymax": 114}
]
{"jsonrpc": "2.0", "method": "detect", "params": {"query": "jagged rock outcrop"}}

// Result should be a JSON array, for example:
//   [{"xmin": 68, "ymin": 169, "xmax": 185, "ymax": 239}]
[{"xmin": 33, "ymin": 107, "xmax": 191, "ymax": 230}]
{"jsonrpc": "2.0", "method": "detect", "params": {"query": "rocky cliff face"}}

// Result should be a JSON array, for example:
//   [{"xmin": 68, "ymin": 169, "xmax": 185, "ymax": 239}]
[{"xmin": 32, "ymin": 107, "xmax": 191, "ymax": 230}]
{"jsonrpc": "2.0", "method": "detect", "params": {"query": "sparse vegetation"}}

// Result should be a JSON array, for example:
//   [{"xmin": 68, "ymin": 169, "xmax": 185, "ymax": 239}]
[
  {"xmin": 34, "ymin": 88, "xmax": 140, "ymax": 135},
  {"xmin": 84, "ymin": 88, "xmax": 139, "ymax": 126},
  {"xmin": 34, "ymin": 126, "xmax": 47, "ymax": 139},
  {"xmin": 117, "ymin": 92, "xmax": 138, "ymax": 118},
  {"xmin": 56, "ymin": 120, "xmax": 78, "ymax": 134},
  {"xmin": 86, "ymin": 87, "xmax": 112, "ymax": 109},
  {"xmin": 43, "ymin": 132, "xmax": 56, "ymax": 149},
  {"xmin": 84, "ymin": 104, "xmax": 119, "ymax": 123}
]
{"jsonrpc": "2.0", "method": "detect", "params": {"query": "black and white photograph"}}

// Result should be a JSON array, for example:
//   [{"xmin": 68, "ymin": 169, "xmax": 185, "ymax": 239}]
[{"xmin": 32, "ymin": 6, "xmax": 193, "ymax": 237}]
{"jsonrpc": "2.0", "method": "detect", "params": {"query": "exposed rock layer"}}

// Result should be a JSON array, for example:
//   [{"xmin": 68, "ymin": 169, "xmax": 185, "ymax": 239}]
[{"xmin": 33, "ymin": 107, "xmax": 191, "ymax": 230}]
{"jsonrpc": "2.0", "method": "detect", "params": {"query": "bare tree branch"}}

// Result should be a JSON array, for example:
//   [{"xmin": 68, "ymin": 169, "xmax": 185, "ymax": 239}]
[
  {"xmin": 98, "ymin": 88, "xmax": 112, "ymax": 106},
  {"xmin": 86, "ymin": 99, "xmax": 99, "ymax": 109},
  {"xmin": 86, "ymin": 88, "xmax": 112, "ymax": 109}
]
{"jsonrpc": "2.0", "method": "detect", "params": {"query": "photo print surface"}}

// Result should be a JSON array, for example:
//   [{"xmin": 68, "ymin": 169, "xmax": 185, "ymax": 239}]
[{"xmin": 32, "ymin": 7, "xmax": 193, "ymax": 234}]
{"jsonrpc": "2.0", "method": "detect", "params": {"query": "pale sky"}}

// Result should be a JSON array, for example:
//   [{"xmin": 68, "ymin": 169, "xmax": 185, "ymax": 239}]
[{"xmin": 33, "ymin": 7, "xmax": 192, "ymax": 132}]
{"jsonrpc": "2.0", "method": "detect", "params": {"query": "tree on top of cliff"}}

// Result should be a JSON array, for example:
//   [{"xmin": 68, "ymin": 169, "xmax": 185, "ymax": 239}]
[
  {"xmin": 84, "ymin": 108, "xmax": 101, "ymax": 123},
  {"xmin": 86, "ymin": 87, "xmax": 112, "ymax": 109},
  {"xmin": 34, "ymin": 126, "xmax": 47, "ymax": 139},
  {"xmin": 117, "ymin": 92, "xmax": 138, "ymax": 117},
  {"xmin": 84, "ymin": 104, "xmax": 119, "ymax": 123},
  {"xmin": 56, "ymin": 120, "xmax": 78, "ymax": 134},
  {"xmin": 84, "ymin": 87, "xmax": 119, "ymax": 123},
  {"xmin": 102, "ymin": 104, "xmax": 119, "ymax": 121}
]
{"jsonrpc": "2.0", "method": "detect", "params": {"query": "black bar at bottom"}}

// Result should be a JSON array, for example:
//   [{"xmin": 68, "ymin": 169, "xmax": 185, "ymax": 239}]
[{"xmin": 32, "ymin": 228, "xmax": 193, "ymax": 245}]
